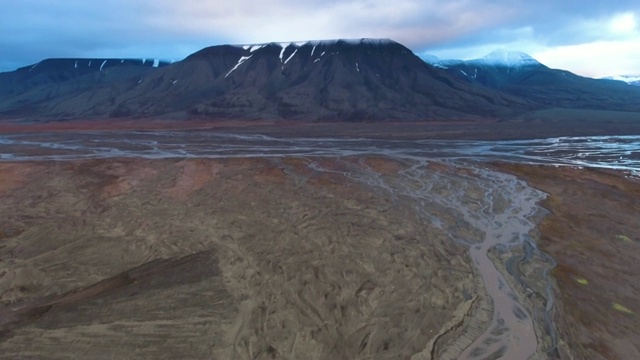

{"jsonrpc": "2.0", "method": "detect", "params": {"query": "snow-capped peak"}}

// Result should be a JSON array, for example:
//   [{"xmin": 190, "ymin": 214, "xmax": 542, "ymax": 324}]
[{"xmin": 476, "ymin": 50, "xmax": 540, "ymax": 68}]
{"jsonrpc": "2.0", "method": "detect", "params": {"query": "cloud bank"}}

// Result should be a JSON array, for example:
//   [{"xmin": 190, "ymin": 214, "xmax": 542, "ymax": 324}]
[{"xmin": 1, "ymin": 0, "xmax": 638, "ymax": 77}]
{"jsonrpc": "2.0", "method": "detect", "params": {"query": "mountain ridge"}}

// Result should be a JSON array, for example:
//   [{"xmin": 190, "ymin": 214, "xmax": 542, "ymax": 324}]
[
  {"xmin": 0, "ymin": 38, "xmax": 639, "ymax": 122},
  {"xmin": 423, "ymin": 50, "xmax": 640, "ymax": 112},
  {"xmin": 0, "ymin": 38, "xmax": 531, "ymax": 121}
]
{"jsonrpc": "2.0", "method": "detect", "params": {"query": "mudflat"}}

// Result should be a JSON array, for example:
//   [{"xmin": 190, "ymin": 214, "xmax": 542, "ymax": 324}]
[{"xmin": 0, "ymin": 155, "xmax": 638, "ymax": 359}]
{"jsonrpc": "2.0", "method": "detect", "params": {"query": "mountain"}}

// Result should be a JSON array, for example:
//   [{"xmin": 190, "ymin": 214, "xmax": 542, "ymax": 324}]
[
  {"xmin": 0, "ymin": 58, "xmax": 170, "ymax": 96},
  {"xmin": 1, "ymin": 41, "xmax": 639, "ymax": 122},
  {"xmin": 426, "ymin": 50, "xmax": 640, "ymax": 112},
  {"xmin": 0, "ymin": 39, "xmax": 529, "ymax": 121},
  {"xmin": 0, "ymin": 58, "xmax": 171, "ymax": 117},
  {"xmin": 601, "ymin": 75, "xmax": 640, "ymax": 86}
]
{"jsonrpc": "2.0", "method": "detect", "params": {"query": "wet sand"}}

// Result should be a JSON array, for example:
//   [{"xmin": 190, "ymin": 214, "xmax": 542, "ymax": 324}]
[{"xmin": 0, "ymin": 155, "xmax": 637, "ymax": 359}]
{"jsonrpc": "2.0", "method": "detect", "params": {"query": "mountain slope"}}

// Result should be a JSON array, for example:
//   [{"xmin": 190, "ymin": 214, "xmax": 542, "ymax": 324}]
[
  {"xmin": 0, "ymin": 58, "xmax": 170, "ymax": 116},
  {"xmin": 0, "ymin": 39, "xmax": 530, "ymax": 121},
  {"xmin": 427, "ymin": 51, "xmax": 640, "ymax": 112},
  {"xmin": 2, "ymin": 42, "xmax": 639, "ymax": 122}
]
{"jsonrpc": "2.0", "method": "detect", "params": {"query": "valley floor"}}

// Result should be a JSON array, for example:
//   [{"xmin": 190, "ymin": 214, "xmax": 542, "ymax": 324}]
[
  {"xmin": 0, "ymin": 154, "xmax": 637, "ymax": 359},
  {"xmin": 0, "ymin": 118, "xmax": 639, "ymax": 359},
  {"xmin": 3, "ymin": 115, "xmax": 640, "ymax": 140}
]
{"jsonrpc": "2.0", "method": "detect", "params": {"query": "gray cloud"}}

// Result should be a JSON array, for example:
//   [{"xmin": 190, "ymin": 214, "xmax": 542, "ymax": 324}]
[{"xmin": 1, "ymin": 0, "xmax": 639, "ymax": 75}]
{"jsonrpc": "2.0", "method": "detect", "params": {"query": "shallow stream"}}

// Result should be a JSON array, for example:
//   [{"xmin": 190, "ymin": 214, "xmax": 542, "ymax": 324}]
[{"xmin": 1, "ymin": 131, "xmax": 638, "ymax": 359}]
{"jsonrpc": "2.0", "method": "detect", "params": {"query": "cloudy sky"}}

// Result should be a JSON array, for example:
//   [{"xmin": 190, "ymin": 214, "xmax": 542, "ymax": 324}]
[{"xmin": 1, "ymin": 0, "xmax": 639, "ymax": 77}]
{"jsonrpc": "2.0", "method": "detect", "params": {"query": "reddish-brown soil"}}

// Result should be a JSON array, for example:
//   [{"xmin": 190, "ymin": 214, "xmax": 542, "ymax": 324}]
[
  {"xmin": 3, "ymin": 117, "xmax": 639, "ymax": 140},
  {"xmin": 495, "ymin": 164, "xmax": 640, "ymax": 360}
]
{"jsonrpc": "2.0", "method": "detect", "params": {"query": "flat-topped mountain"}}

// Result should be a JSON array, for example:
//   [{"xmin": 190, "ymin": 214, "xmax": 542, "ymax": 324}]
[
  {"xmin": 1, "ymin": 39, "xmax": 639, "ymax": 122},
  {"xmin": 0, "ymin": 39, "xmax": 527, "ymax": 121}
]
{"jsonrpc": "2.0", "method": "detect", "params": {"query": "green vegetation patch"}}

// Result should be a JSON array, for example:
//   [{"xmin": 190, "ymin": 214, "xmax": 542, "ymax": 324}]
[
  {"xmin": 575, "ymin": 277, "xmax": 589, "ymax": 285},
  {"xmin": 616, "ymin": 234, "xmax": 633, "ymax": 243},
  {"xmin": 612, "ymin": 303, "xmax": 634, "ymax": 314}
]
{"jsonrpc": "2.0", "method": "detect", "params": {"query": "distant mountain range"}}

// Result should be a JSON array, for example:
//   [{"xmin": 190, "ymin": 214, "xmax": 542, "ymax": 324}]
[
  {"xmin": 424, "ymin": 50, "xmax": 640, "ymax": 113},
  {"xmin": 1, "ymin": 39, "xmax": 639, "ymax": 122},
  {"xmin": 601, "ymin": 75, "xmax": 640, "ymax": 86}
]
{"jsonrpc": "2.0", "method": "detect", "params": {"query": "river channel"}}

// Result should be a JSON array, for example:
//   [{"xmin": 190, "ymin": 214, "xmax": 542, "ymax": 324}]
[{"xmin": 1, "ymin": 131, "xmax": 638, "ymax": 359}]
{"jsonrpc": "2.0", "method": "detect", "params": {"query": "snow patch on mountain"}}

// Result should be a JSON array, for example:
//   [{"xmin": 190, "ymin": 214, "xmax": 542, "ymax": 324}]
[
  {"xmin": 225, "ymin": 55, "xmax": 252, "ymax": 78},
  {"xmin": 423, "ymin": 50, "xmax": 541, "ymax": 69},
  {"xmin": 278, "ymin": 43, "xmax": 289, "ymax": 62},
  {"xmin": 475, "ymin": 50, "xmax": 540, "ymax": 68},
  {"xmin": 421, "ymin": 54, "xmax": 463, "ymax": 68},
  {"xmin": 284, "ymin": 49, "xmax": 297, "ymax": 64},
  {"xmin": 235, "ymin": 38, "xmax": 398, "ymax": 51}
]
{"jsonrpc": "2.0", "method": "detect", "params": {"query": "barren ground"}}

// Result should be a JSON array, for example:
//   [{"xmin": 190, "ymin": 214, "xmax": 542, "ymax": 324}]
[
  {"xmin": 0, "ymin": 157, "xmax": 478, "ymax": 359},
  {"xmin": 0, "ymin": 152, "xmax": 638, "ymax": 359}
]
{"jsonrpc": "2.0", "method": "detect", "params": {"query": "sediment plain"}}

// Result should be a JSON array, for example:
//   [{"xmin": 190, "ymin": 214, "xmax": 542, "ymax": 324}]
[{"xmin": 0, "ymin": 126, "xmax": 638, "ymax": 359}]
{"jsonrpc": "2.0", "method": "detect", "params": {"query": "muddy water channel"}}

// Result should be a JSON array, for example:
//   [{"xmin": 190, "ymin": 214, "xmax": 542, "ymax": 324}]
[
  {"xmin": 1, "ymin": 132, "xmax": 638, "ymax": 359},
  {"xmin": 334, "ymin": 158, "xmax": 553, "ymax": 359}
]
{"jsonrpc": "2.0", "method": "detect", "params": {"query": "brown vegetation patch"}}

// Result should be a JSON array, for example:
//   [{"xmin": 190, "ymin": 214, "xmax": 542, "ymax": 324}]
[
  {"xmin": 361, "ymin": 157, "xmax": 404, "ymax": 175},
  {"xmin": 99, "ymin": 159, "xmax": 158, "ymax": 199},
  {"xmin": 163, "ymin": 159, "xmax": 221, "ymax": 199},
  {"xmin": 495, "ymin": 164, "xmax": 640, "ymax": 360},
  {"xmin": 0, "ymin": 163, "xmax": 35, "ymax": 196}
]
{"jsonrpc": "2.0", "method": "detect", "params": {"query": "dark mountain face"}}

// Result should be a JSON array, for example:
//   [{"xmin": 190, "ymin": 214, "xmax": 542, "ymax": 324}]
[
  {"xmin": 0, "ymin": 39, "xmax": 528, "ymax": 121},
  {"xmin": 431, "ymin": 51, "xmax": 640, "ymax": 112},
  {"xmin": 1, "ymin": 41, "xmax": 639, "ymax": 122},
  {"xmin": 0, "ymin": 58, "xmax": 170, "ymax": 95},
  {"xmin": 0, "ymin": 58, "xmax": 170, "ymax": 117}
]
